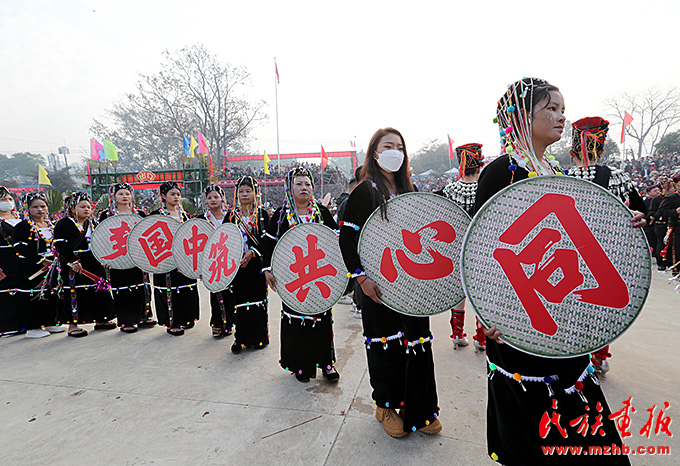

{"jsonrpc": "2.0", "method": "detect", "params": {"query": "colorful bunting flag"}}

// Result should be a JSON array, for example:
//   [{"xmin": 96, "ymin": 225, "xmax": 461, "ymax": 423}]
[
  {"xmin": 183, "ymin": 136, "xmax": 191, "ymax": 157},
  {"xmin": 90, "ymin": 139, "xmax": 104, "ymax": 161},
  {"xmin": 198, "ymin": 132, "xmax": 210, "ymax": 155},
  {"xmin": 190, "ymin": 136, "xmax": 198, "ymax": 158},
  {"xmin": 321, "ymin": 145, "xmax": 329, "ymax": 169},
  {"xmin": 264, "ymin": 151, "xmax": 271, "ymax": 175},
  {"xmin": 621, "ymin": 111, "xmax": 634, "ymax": 144},
  {"xmin": 38, "ymin": 164, "xmax": 52, "ymax": 186},
  {"xmin": 104, "ymin": 140, "xmax": 118, "ymax": 161},
  {"xmin": 448, "ymin": 135, "xmax": 455, "ymax": 160}
]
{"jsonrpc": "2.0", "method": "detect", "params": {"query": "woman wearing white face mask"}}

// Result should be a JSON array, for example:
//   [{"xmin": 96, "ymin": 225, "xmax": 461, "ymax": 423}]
[
  {"xmin": 339, "ymin": 128, "xmax": 441, "ymax": 438},
  {"xmin": 0, "ymin": 186, "xmax": 23, "ymax": 336}
]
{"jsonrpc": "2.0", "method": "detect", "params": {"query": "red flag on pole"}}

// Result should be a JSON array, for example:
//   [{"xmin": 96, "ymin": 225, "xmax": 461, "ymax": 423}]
[
  {"xmin": 222, "ymin": 149, "xmax": 227, "ymax": 169},
  {"xmin": 621, "ymin": 111, "xmax": 634, "ymax": 144},
  {"xmin": 275, "ymin": 61, "xmax": 280, "ymax": 84},
  {"xmin": 321, "ymin": 145, "xmax": 329, "ymax": 169},
  {"xmin": 447, "ymin": 135, "xmax": 455, "ymax": 160},
  {"xmin": 209, "ymin": 155, "xmax": 214, "ymax": 178}
]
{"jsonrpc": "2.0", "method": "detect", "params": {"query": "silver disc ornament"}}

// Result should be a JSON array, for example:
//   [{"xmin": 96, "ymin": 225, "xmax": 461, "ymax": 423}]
[
  {"xmin": 199, "ymin": 222, "xmax": 243, "ymax": 292},
  {"xmin": 271, "ymin": 223, "xmax": 349, "ymax": 315},
  {"xmin": 91, "ymin": 214, "xmax": 142, "ymax": 269},
  {"xmin": 127, "ymin": 215, "xmax": 181, "ymax": 274},
  {"xmin": 461, "ymin": 175, "xmax": 651, "ymax": 358},
  {"xmin": 173, "ymin": 218, "xmax": 214, "ymax": 279},
  {"xmin": 358, "ymin": 192, "xmax": 470, "ymax": 316}
]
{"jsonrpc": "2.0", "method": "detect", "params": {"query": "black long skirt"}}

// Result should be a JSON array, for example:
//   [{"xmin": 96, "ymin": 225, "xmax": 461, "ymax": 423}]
[
  {"xmin": 279, "ymin": 304, "xmax": 335, "ymax": 379},
  {"xmin": 0, "ymin": 245, "xmax": 22, "ymax": 334},
  {"xmin": 359, "ymin": 289, "xmax": 439, "ymax": 432},
  {"xmin": 109, "ymin": 268, "xmax": 148, "ymax": 328},
  {"xmin": 153, "ymin": 270, "xmax": 199, "ymax": 329},
  {"xmin": 232, "ymin": 260, "xmax": 269, "ymax": 349}
]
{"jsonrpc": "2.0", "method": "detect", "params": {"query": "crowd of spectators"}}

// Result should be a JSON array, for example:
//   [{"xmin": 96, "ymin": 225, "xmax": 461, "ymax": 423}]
[{"xmin": 619, "ymin": 153, "xmax": 680, "ymax": 190}]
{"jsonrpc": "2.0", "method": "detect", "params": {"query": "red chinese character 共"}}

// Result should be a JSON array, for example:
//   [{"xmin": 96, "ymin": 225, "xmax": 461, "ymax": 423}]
[
  {"xmin": 138, "ymin": 221, "xmax": 174, "ymax": 267},
  {"xmin": 183, "ymin": 224, "xmax": 209, "ymax": 272},
  {"xmin": 539, "ymin": 399, "xmax": 568, "ymax": 439},
  {"xmin": 493, "ymin": 194, "xmax": 629, "ymax": 336},
  {"xmin": 285, "ymin": 234, "xmax": 337, "ymax": 302},
  {"xmin": 207, "ymin": 232, "xmax": 237, "ymax": 284},
  {"xmin": 640, "ymin": 402, "xmax": 673, "ymax": 438},
  {"xmin": 609, "ymin": 396, "xmax": 636, "ymax": 438},
  {"xmin": 101, "ymin": 221, "xmax": 131, "ymax": 260},
  {"xmin": 380, "ymin": 220, "xmax": 456, "ymax": 283}
]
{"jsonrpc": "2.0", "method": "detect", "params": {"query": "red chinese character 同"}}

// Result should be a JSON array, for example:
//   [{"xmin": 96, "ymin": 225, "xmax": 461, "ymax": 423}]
[
  {"xmin": 207, "ymin": 232, "xmax": 237, "ymax": 284},
  {"xmin": 285, "ymin": 234, "xmax": 337, "ymax": 302},
  {"xmin": 101, "ymin": 221, "xmax": 131, "ymax": 260},
  {"xmin": 640, "ymin": 402, "xmax": 673, "ymax": 438},
  {"xmin": 493, "ymin": 194, "xmax": 629, "ymax": 336},
  {"xmin": 380, "ymin": 220, "xmax": 456, "ymax": 283},
  {"xmin": 138, "ymin": 221, "xmax": 174, "ymax": 267},
  {"xmin": 539, "ymin": 399, "xmax": 568, "ymax": 439},
  {"xmin": 609, "ymin": 396, "xmax": 636, "ymax": 438},
  {"xmin": 183, "ymin": 224, "xmax": 209, "ymax": 272}
]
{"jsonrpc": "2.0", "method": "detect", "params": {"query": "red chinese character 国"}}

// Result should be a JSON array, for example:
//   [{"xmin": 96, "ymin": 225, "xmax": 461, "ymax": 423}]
[
  {"xmin": 183, "ymin": 224, "xmax": 209, "ymax": 272},
  {"xmin": 101, "ymin": 221, "xmax": 131, "ymax": 260},
  {"xmin": 493, "ymin": 194, "xmax": 629, "ymax": 336},
  {"xmin": 380, "ymin": 220, "xmax": 456, "ymax": 283},
  {"xmin": 207, "ymin": 232, "xmax": 237, "ymax": 283},
  {"xmin": 138, "ymin": 221, "xmax": 174, "ymax": 267},
  {"xmin": 285, "ymin": 234, "xmax": 337, "ymax": 302}
]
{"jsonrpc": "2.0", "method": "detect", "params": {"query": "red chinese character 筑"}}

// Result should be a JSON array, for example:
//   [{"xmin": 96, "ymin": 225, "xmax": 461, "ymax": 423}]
[
  {"xmin": 609, "ymin": 396, "xmax": 636, "ymax": 438},
  {"xmin": 138, "ymin": 221, "xmax": 174, "ymax": 267},
  {"xmin": 539, "ymin": 399, "xmax": 568, "ymax": 439},
  {"xmin": 380, "ymin": 220, "xmax": 456, "ymax": 283},
  {"xmin": 493, "ymin": 194, "xmax": 630, "ymax": 336},
  {"xmin": 284, "ymin": 234, "xmax": 337, "ymax": 302},
  {"xmin": 101, "ymin": 221, "xmax": 131, "ymax": 260},
  {"xmin": 207, "ymin": 231, "xmax": 237, "ymax": 284},
  {"xmin": 183, "ymin": 224, "xmax": 209, "ymax": 272}
]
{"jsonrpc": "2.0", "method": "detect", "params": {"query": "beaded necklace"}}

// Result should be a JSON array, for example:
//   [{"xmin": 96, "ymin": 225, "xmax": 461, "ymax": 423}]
[
  {"xmin": 205, "ymin": 209, "xmax": 226, "ymax": 227},
  {"xmin": 27, "ymin": 216, "xmax": 54, "ymax": 245},
  {"xmin": 160, "ymin": 204, "xmax": 185, "ymax": 222}
]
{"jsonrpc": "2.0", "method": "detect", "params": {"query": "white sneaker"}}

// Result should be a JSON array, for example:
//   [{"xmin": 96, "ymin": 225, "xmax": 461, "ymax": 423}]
[
  {"xmin": 45, "ymin": 325, "xmax": 66, "ymax": 333},
  {"xmin": 452, "ymin": 336, "xmax": 469, "ymax": 349},
  {"xmin": 26, "ymin": 329, "xmax": 50, "ymax": 339},
  {"xmin": 474, "ymin": 340, "xmax": 486, "ymax": 353},
  {"xmin": 354, "ymin": 308, "xmax": 362, "ymax": 319},
  {"xmin": 338, "ymin": 296, "xmax": 352, "ymax": 305}
]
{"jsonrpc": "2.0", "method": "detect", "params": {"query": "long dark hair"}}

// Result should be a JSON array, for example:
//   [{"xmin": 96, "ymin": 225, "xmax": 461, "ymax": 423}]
[{"xmin": 360, "ymin": 127, "xmax": 414, "ymax": 218}]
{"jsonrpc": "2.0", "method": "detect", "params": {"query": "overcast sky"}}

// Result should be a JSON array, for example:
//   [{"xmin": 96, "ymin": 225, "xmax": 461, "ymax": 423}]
[{"xmin": 1, "ymin": 0, "xmax": 678, "ymax": 168}]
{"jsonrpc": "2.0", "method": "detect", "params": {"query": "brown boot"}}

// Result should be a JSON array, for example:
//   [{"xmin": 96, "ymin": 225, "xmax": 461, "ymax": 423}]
[
  {"xmin": 375, "ymin": 406, "xmax": 407, "ymax": 438},
  {"xmin": 418, "ymin": 418, "xmax": 442, "ymax": 434}
]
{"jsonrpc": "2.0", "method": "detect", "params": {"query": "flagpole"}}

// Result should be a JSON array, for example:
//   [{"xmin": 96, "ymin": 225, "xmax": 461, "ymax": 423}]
[
  {"xmin": 321, "ymin": 145, "xmax": 324, "ymax": 199},
  {"xmin": 274, "ymin": 57, "xmax": 281, "ymax": 173}
]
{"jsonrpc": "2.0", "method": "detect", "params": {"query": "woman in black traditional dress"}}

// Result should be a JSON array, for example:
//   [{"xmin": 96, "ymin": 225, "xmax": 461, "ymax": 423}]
[
  {"xmin": 53, "ymin": 191, "xmax": 116, "ymax": 337},
  {"xmin": 476, "ymin": 77, "xmax": 636, "ymax": 465},
  {"xmin": 226, "ymin": 176, "xmax": 270, "ymax": 353},
  {"xmin": 150, "ymin": 181, "xmax": 200, "ymax": 336},
  {"xmin": 14, "ymin": 192, "xmax": 64, "ymax": 338},
  {"xmin": 202, "ymin": 185, "xmax": 234, "ymax": 338},
  {"xmin": 339, "ymin": 128, "xmax": 441, "ymax": 438},
  {"xmin": 262, "ymin": 168, "xmax": 339, "ymax": 382},
  {"xmin": 0, "ymin": 186, "xmax": 23, "ymax": 336},
  {"xmin": 658, "ymin": 174, "xmax": 680, "ymax": 275},
  {"xmin": 99, "ymin": 183, "xmax": 155, "ymax": 333}
]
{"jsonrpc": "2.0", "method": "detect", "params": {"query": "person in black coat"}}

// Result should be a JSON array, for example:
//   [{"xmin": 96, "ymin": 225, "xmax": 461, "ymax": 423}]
[
  {"xmin": 643, "ymin": 185, "xmax": 662, "ymax": 264},
  {"xmin": 339, "ymin": 128, "xmax": 441, "ymax": 438},
  {"xmin": 53, "ymin": 191, "xmax": 115, "ymax": 337},
  {"xmin": 657, "ymin": 175, "xmax": 680, "ymax": 275},
  {"xmin": 14, "ymin": 192, "xmax": 64, "ymax": 338},
  {"xmin": 262, "ymin": 167, "xmax": 339, "ymax": 383},
  {"xmin": 99, "ymin": 183, "xmax": 154, "ymax": 334},
  {"xmin": 0, "ymin": 186, "xmax": 23, "ymax": 336}
]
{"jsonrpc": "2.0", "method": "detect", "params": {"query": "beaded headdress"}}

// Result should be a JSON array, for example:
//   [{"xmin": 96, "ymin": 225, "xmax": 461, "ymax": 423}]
[
  {"xmin": 66, "ymin": 191, "xmax": 91, "ymax": 218},
  {"xmin": 109, "ymin": 182, "xmax": 135, "ymax": 214},
  {"xmin": 570, "ymin": 117, "xmax": 609, "ymax": 168},
  {"xmin": 283, "ymin": 167, "xmax": 322, "ymax": 226},
  {"xmin": 21, "ymin": 192, "xmax": 48, "ymax": 216},
  {"xmin": 159, "ymin": 181, "xmax": 180, "ymax": 196},
  {"xmin": 496, "ymin": 77, "xmax": 562, "ymax": 177},
  {"xmin": 456, "ymin": 143, "xmax": 484, "ymax": 178}
]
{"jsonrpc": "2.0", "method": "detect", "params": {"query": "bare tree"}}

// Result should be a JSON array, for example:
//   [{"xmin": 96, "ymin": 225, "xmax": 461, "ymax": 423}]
[
  {"xmin": 91, "ymin": 44, "xmax": 267, "ymax": 171},
  {"xmin": 604, "ymin": 87, "xmax": 680, "ymax": 160}
]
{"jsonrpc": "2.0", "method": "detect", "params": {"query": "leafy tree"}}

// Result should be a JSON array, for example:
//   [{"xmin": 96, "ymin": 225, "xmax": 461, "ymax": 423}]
[
  {"xmin": 604, "ymin": 87, "xmax": 680, "ymax": 159},
  {"xmin": 0, "ymin": 152, "xmax": 46, "ymax": 185},
  {"xmin": 410, "ymin": 140, "xmax": 453, "ymax": 175},
  {"xmin": 91, "ymin": 44, "xmax": 267, "ymax": 171},
  {"xmin": 655, "ymin": 130, "xmax": 680, "ymax": 155}
]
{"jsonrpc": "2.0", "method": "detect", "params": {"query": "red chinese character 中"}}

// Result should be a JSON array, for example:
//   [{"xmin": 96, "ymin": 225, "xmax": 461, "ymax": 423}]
[
  {"xmin": 493, "ymin": 193, "xmax": 629, "ymax": 336},
  {"xmin": 284, "ymin": 234, "xmax": 337, "ymax": 302},
  {"xmin": 380, "ymin": 220, "xmax": 456, "ymax": 283},
  {"xmin": 539, "ymin": 399, "xmax": 568, "ymax": 439},
  {"xmin": 640, "ymin": 402, "xmax": 673, "ymax": 438},
  {"xmin": 183, "ymin": 224, "xmax": 209, "ymax": 272},
  {"xmin": 138, "ymin": 221, "xmax": 174, "ymax": 267},
  {"xmin": 609, "ymin": 396, "xmax": 636, "ymax": 438},
  {"xmin": 101, "ymin": 221, "xmax": 131, "ymax": 260},
  {"xmin": 207, "ymin": 232, "xmax": 237, "ymax": 284}
]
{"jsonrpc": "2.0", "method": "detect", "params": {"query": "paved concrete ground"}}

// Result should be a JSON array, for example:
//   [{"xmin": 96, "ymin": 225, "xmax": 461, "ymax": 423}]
[{"xmin": 1, "ymin": 272, "xmax": 678, "ymax": 465}]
